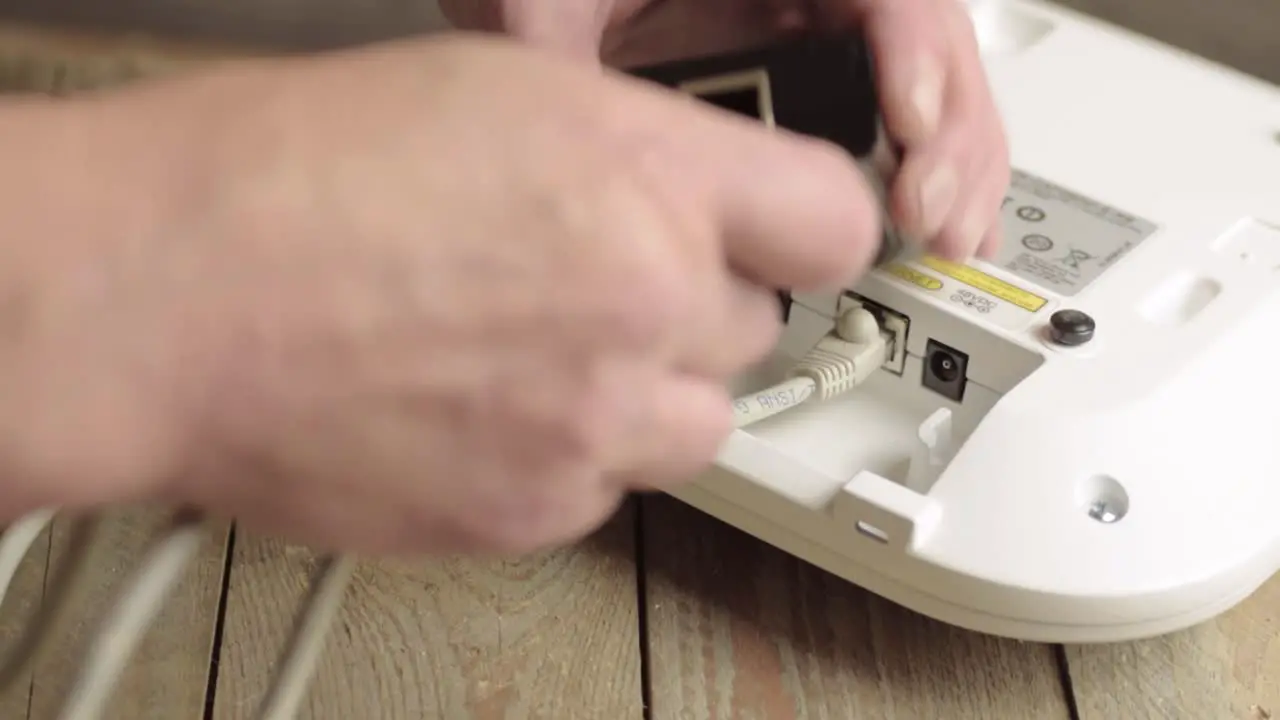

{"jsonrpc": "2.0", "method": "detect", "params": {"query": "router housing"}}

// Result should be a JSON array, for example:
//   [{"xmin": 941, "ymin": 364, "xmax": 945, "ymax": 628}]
[{"xmin": 659, "ymin": 0, "xmax": 1280, "ymax": 643}]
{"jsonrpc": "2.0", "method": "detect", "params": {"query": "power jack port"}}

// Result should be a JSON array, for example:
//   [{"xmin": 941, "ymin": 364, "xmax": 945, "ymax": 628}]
[{"xmin": 922, "ymin": 340, "xmax": 968, "ymax": 403}]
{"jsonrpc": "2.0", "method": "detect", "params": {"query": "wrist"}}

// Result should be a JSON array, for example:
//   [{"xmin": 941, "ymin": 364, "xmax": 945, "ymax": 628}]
[{"xmin": 0, "ymin": 88, "xmax": 211, "ymax": 519}]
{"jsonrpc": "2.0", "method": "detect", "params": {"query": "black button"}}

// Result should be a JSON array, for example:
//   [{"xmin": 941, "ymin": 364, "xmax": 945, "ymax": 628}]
[{"xmin": 1049, "ymin": 309, "xmax": 1095, "ymax": 347}]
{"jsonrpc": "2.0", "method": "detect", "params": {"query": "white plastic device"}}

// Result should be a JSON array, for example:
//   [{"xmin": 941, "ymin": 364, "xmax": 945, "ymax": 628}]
[
  {"xmin": 693, "ymin": 0, "xmax": 1280, "ymax": 643},
  {"xmin": 0, "ymin": 4, "xmax": 1276, "ymax": 718}
]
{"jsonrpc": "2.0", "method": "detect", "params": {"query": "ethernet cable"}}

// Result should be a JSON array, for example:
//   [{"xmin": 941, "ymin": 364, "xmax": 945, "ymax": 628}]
[
  {"xmin": 57, "ymin": 511, "xmax": 206, "ymax": 720},
  {"xmin": 0, "ymin": 306, "xmax": 887, "ymax": 719},
  {"xmin": 0, "ymin": 509, "xmax": 356, "ymax": 720},
  {"xmin": 733, "ymin": 306, "xmax": 889, "ymax": 428}
]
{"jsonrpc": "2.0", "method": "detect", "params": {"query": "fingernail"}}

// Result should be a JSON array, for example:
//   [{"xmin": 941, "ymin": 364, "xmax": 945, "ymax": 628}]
[
  {"xmin": 917, "ymin": 165, "xmax": 957, "ymax": 238},
  {"xmin": 908, "ymin": 58, "xmax": 944, "ymax": 139}
]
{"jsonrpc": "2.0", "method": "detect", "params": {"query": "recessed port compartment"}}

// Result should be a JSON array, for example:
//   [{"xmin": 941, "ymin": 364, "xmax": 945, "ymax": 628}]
[
  {"xmin": 838, "ymin": 292, "xmax": 910, "ymax": 375},
  {"xmin": 723, "ymin": 295, "xmax": 1044, "ymax": 504}
]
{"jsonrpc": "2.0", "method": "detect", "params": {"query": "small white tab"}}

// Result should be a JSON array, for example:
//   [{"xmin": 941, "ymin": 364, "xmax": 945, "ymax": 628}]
[
  {"xmin": 905, "ymin": 408, "xmax": 954, "ymax": 494},
  {"xmin": 833, "ymin": 471, "xmax": 942, "ymax": 551}
]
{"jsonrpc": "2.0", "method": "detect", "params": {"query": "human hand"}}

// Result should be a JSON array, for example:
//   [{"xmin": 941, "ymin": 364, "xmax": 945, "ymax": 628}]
[
  {"xmin": 17, "ymin": 36, "xmax": 884, "ymax": 555},
  {"xmin": 441, "ymin": 0, "xmax": 1011, "ymax": 262}
]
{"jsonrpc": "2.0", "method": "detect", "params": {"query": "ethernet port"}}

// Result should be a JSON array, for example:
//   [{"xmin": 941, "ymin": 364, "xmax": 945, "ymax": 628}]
[
  {"xmin": 838, "ymin": 292, "xmax": 909, "ymax": 375},
  {"xmin": 922, "ymin": 339, "xmax": 968, "ymax": 402}
]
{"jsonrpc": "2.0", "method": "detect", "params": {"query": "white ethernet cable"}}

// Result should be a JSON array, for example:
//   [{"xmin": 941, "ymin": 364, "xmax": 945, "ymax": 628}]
[
  {"xmin": 0, "ymin": 508, "xmax": 358, "ymax": 720},
  {"xmin": 734, "ymin": 306, "xmax": 889, "ymax": 428},
  {"xmin": 0, "ymin": 307, "xmax": 885, "ymax": 719}
]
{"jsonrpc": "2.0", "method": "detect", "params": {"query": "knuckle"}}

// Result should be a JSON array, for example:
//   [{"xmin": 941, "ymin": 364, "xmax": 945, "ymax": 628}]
[
  {"xmin": 586, "ymin": 182, "xmax": 696, "ymax": 350},
  {"xmin": 532, "ymin": 364, "xmax": 630, "ymax": 470},
  {"xmin": 609, "ymin": 262, "xmax": 689, "ymax": 348}
]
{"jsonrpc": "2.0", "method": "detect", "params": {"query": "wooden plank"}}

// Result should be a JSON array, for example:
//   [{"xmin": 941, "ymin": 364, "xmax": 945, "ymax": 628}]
[
  {"xmin": 1064, "ymin": 576, "xmax": 1280, "ymax": 720},
  {"xmin": 211, "ymin": 505, "xmax": 644, "ymax": 720},
  {"xmin": 24, "ymin": 509, "xmax": 231, "ymax": 720},
  {"xmin": 0, "ymin": 19, "xmax": 252, "ymax": 96},
  {"xmin": 0, "ymin": 0, "xmax": 450, "ymax": 51},
  {"xmin": 0, "ymin": 521, "xmax": 52, "ymax": 720},
  {"xmin": 641, "ymin": 496, "xmax": 1074, "ymax": 720}
]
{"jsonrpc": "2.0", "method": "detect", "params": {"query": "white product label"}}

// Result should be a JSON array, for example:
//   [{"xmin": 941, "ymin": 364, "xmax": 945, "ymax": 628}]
[{"xmin": 990, "ymin": 170, "xmax": 1159, "ymax": 297}]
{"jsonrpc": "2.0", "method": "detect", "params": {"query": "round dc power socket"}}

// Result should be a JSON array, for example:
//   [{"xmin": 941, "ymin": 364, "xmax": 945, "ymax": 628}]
[
  {"xmin": 1048, "ymin": 309, "xmax": 1095, "ymax": 347},
  {"xmin": 928, "ymin": 350, "xmax": 962, "ymax": 383}
]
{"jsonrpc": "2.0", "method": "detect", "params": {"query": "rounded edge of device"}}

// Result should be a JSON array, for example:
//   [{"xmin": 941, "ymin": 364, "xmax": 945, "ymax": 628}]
[{"xmin": 667, "ymin": 480, "xmax": 1280, "ymax": 644}]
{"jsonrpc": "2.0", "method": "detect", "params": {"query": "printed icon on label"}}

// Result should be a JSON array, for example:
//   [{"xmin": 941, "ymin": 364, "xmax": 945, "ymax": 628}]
[
  {"xmin": 1016, "ymin": 205, "xmax": 1047, "ymax": 222},
  {"xmin": 1021, "ymin": 234, "xmax": 1053, "ymax": 252},
  {"xmin": 1058, "ymin": 247, "xmax": 1094, "ymax": 270}
]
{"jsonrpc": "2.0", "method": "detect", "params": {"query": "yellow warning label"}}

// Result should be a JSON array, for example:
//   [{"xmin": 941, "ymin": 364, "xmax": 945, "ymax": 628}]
[
  {"xmin": 918, "ymin": 256, "xmax": 1049, "ymax": 312},
  {"xmin": 881, "ymin": 263, "xmax": 943, "ymax": 291}
]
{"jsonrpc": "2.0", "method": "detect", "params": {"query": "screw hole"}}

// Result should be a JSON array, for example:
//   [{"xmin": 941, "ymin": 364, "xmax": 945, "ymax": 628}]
[
  {"xmin": 856, "ymin": 521, "xmax": 890, "ymax": 544},
  {"xmin": 1078, "ymin": 474, "xmax": 1129, "ymax": 523}
]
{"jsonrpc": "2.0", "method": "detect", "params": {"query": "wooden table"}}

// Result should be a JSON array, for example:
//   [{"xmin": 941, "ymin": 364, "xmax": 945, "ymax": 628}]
[
  {"xmin": 0, "ymin": 502, "xmax": 1277, "ymax": 719},
  {"xmin": 0, "ymin": 3, "xmax": 1277, "ymax": 717}
]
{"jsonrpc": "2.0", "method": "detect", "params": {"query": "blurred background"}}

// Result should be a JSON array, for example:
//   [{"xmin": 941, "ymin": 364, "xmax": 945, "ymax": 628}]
[{"xmin": 0, "ymin": 0, "xmax": 1272, "ymax": 83}]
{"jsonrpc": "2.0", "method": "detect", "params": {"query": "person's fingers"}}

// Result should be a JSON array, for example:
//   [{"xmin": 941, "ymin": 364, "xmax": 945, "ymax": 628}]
[
  {"xmin": 855, "ymin": 0, "xmax": 959, "ymax": 249},
  {"xmin": 502, "ymin": 0, "xmax": 620, "ymax": 58},
  {"xmin": 677, "ymin": 273, "xmax": 785, "ymax": 379},
  {"xmin": 830, "ymin": 0, "xmax": 1008, "ymax": 260},
  {"xmin": 932, "ymin": 0, "xmax": 1009, "ymax": 259},
  {"xmin": 976, "ymin": 218, "xmax": 1004, "ymax": 260},
  {"xmin": 931, "ymin": 136, "xmax": 1010, "ymax": 260},
  {"xmin": 603, "ymin": 0, "xmax": 783, "ymax": 68},
  {"xmin": 887, "ymin": 96, "xmax": 1004, "ymax": 260},
  {"xmin": 886, "ymin": 0, "xmax": 1007, "ymax": 260},
  {"xmin": 440, "ymin": 0, "xmax": 618, "ymax": 58},
  {"xmin": 824, "ymin": 0, "xmax": 951, "ymax": 147},
  {"xmin": 606, "ymin": 372, "xmax": 734, "ymax": 488},
  {"xmin": 646, "ymin": 108, "xmax": 881, "ymax": 292},
  {"xmin": 711, "ymin": 130, "xmax": 882, "ymax": 292},
  {"xmin": 606, "ymin": 69, "xmax": 883, "ymax": 291}
]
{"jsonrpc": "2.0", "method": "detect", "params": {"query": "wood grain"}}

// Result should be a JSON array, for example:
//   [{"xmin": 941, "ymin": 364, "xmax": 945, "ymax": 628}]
[
  {"xmin": 211, "ymin": 505, "xmax": 644, "ymax": 720},
  {"xmin": 640, "ymin": 496, "xmax": 1073, "ymax": 720},
  {"xmin": 0, "ymin": 521, "xmax": 52, "ymax": 720},
  {"xmin": 0, "ymin": 0, "xmax": 450, "ymax": 51},
  {"xmin": 23, "ymin": 509, "xmax": 230, "ymax": 720},
  {"xmin": 1064, "ymin": 577, "xmax": 1280, "ymax": 720},
  {"xmin": 0, "ymin": 20, "xmax": 251, "ymax": 95}
]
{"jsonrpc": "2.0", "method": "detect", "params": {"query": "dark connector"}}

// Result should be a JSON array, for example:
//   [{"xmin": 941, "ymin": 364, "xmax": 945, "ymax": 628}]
[{"xmin": 922, "ymin": 339, "xmax": 968, "ymax": 403}]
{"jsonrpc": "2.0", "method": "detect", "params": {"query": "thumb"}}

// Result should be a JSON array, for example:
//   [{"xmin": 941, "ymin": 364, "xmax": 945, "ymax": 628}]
[{"xmin": 496, "ymin": 0, "xmax": 620, "ymax": 59}]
